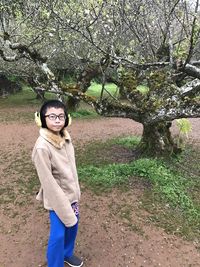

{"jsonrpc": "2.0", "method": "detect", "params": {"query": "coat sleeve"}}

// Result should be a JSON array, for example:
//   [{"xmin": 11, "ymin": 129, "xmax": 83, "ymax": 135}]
[{"xmin": 33, "ymin": 147, "xmax": 77, "ymax": 227}]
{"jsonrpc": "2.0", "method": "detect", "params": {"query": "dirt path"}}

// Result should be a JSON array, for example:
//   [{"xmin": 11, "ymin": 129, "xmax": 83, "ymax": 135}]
[{"xmin": 0, "ymin": 117, "xmax": 199, "ymax": 267}]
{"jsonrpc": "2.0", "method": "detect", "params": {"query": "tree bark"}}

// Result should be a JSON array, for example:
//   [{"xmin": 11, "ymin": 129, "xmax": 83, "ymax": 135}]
[
  {"xmin": 67, "ymin": 96, "xmax": 80, "ymax": 111},
  {"xmin": 137, "ymin": 121, "xmax": 180, "ymax": 156}
]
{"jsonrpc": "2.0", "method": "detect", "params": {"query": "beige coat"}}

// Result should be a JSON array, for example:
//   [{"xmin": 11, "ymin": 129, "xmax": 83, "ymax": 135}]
[{"xmin": 32, "ymin": 128, "xmax": 81, "ymax": 227}]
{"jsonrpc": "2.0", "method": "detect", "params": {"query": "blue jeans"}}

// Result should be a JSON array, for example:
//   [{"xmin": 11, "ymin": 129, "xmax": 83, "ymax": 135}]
[{"xmin": 47, "ymin": 210, "xmax": 79, "ymax": 267}]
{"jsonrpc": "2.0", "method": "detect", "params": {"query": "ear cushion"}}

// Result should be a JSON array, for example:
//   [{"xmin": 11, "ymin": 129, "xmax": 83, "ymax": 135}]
[{"xmin": 34, "ymin": 112, "xmax": 42, "ymax": 127}]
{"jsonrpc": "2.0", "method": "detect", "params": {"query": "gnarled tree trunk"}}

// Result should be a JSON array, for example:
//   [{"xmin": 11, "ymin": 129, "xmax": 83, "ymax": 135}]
[{"xmin": 137, "ymin": 121, "xmax": 180, "ymax": 156}]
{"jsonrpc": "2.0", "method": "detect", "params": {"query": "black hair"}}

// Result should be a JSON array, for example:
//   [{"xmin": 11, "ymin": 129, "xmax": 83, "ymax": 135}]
[{"xmin": 40, "ymin": 100, "xmax": 69, "ymax": 130}]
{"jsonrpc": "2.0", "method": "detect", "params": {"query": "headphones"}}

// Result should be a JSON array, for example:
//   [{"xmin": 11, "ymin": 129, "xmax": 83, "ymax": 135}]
[{"xmin": 34, "ymin": 111, "xmax": 72, "ymax": 127}]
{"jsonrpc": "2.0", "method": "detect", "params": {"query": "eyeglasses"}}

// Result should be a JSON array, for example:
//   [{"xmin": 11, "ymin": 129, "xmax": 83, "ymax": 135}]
[{"xmin": 45, "ymin": 113, "xmax": 66, "ymax": 121}]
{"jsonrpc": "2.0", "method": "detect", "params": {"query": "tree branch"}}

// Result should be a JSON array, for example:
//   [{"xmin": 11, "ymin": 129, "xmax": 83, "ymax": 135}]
[
  {"xmin": 95, "ymin": 99, "xmax": 141, "ymax": 121},
  {"xmin": 0, "ymin": 49, "xmax": 22, "ymax": 61},
  {"xmin": 148, "ymin": 103, "xmax": 200, "ymax": 123},
  {"xmin": 179, "ymin": 78, "xmax": 200, "ymax": 96},
  {"xmin": 184, "ymin": 0, "xmax": 200, "ymax": 66},
  {"xmin": 184, "ymin": 64, "xmax": 200, "ymax": 79}
]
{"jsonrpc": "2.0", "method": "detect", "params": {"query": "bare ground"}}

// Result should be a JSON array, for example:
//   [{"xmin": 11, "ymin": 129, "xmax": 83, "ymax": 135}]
[{"xmin": 0, "ymin": 114, "xmax": 199, "ymax": 267}]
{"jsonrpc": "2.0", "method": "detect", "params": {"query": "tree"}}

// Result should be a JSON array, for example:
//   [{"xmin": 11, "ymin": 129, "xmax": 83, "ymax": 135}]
[
  {"xmin": 0, "ymin": 1, "xmax": 58, "ymax": 96},
  {"xmin": 0, "ymin": 1, "xmax": 84, "ymax": 99},
  {"xmin": 51, "ymin": 0, "xmax": 200, "ymax": 156},
  {"xmin": 0, "ymin": 0, "xmax": 110, "ymax": 105}
]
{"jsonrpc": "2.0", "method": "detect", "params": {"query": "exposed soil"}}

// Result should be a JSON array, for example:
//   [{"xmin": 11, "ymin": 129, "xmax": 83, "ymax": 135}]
[{"xmin": 0, "ymin": 111, "xmax": 199, "ymax": 267}]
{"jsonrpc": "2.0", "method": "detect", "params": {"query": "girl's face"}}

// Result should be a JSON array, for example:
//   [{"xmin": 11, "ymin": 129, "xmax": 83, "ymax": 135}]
[{"xmin": 45, "ymin": 107, "xmax": 66, "ymax": 135}]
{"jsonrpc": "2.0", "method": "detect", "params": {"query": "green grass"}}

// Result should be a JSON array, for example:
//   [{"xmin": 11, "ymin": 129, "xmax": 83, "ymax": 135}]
[
  {"xmin": 79, "ymin": 158, "xmax": 199, "ymax": 215},
  {"xmin": 115, "ymin": 136, "xmax": 141, "ymax": 147},
  {"xmin": 71, "ymin": 109, "xmax": 98, "ymax": 119},
  {"xmin": 136, "ymin": 85, "xmax": 149, "ymax": 95},
  {"xmin": 0, "ymin": 85, "xmax": 45, "ymax": 108},
  {"xmin": 77, "ymin": 136, "xmax": 200, "ymax": 241},
  {"xmin": 87, "ymin": 82, "xmax": 119, "ymax": 98}
]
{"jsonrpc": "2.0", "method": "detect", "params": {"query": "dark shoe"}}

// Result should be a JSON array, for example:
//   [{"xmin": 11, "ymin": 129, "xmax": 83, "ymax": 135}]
[{"xmin": 64, "ymin": 255, "xmax": 83, "ymax": 267}]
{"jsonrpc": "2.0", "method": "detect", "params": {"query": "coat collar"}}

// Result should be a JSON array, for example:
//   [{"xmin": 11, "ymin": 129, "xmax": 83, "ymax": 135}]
[{"xmin": 39, "ymin": 128, "xmax": 71, "ymax": 149}]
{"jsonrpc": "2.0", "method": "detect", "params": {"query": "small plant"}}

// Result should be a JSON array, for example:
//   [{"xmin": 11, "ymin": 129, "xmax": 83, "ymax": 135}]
[
  {"xmin": 176, "ymin": 118, "xmax": 192, "ymax": 148},
  {"xmin": 136, "ymin": 85, "xmax": 149, "ymax": 95},
  {"xmin": 115, "ymin": 136, "xmax": 141, "ymax": 148}
]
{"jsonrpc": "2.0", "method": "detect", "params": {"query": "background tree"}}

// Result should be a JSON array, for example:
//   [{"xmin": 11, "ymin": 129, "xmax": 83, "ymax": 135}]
[
  {"xmin": 0, "ymin": 1, "xmax": 83, "ymax": 99},
  {"xmin": 0, "ymin": 0, "xmax": 111, "ymax": 105}
]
